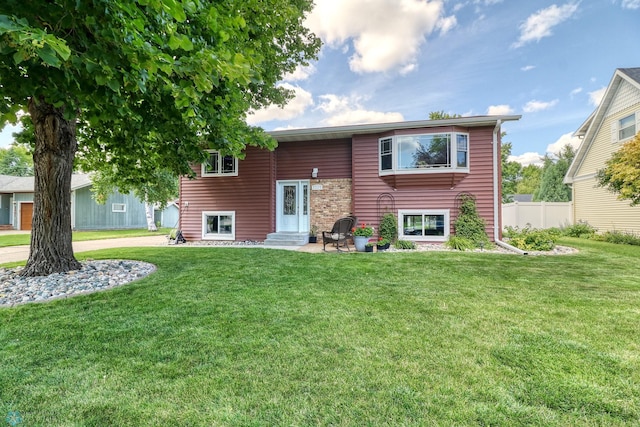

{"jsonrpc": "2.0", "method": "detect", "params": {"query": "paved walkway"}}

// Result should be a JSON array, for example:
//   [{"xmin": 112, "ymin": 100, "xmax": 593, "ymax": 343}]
[
  {"xmin": 0, "ymin": 235, "xmax": 327, "ymax": 264},
  {"xmin": 0, "ymin": 235, "xmax": 168, "ymax": 264}
]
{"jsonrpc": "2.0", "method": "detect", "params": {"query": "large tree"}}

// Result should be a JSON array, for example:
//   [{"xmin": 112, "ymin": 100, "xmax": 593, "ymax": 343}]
[
  {"xmin": 534, "ymin": 144, "xmax": 575, "ymax": 202},
  {"xmin": 0, "ymin": 144, "xmax": 33, "ymax": 176},
  {"xmin": 0, "ymin": 0, "xmax": 320, "ymax": 276},
  {"xmin": 597, "ymin": 132, "xmax": 640, "ymax": 205}
]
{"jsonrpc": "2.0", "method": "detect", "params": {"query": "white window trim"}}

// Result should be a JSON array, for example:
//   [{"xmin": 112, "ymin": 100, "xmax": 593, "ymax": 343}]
[
  {"xmin": 202, "ymin": 210, "xmax": 235, "ymax": 240},
  {"xmin": 201, "ymin": 150, "xmax": 238, "ymax": 177},
  {"xmin": 379, "ymin": 133, "xmax": 470, "ymax": 176},
  {"xmin": 112, "ymin": 203, "xmax": 127, "ymax": 213},
  {"xmin": 398, "ymin": 209, "xmax": 450, "ymax": 242},
  {"xmin": 613, "ymin": 112, "xmax": 639, "ymax": 144}
]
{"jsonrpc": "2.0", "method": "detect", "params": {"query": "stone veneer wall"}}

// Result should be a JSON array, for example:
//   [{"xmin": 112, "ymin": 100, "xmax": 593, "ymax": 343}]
[{"xmin": 309, "ymin": 178, "xmax": 353, "ymax": 235}]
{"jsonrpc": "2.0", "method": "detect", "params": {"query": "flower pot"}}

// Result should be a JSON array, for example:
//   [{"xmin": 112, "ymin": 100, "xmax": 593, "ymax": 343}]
[
  {"xmin": 353, "ymin": 236, "xmax": 369, "ymax": 252},
  {"xmin": 376, "ymin": 243, "xmax": 390, "ymax": 251},
  {"xmin": 365, "ymin": 245, "xmax": 374, "ymax": 252},
  {"xmin": 308, "ymin": 236, "xmax": 317, "ymax": 243}
]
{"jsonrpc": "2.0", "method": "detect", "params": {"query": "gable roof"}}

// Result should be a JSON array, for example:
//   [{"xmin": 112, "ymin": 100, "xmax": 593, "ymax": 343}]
[
  {"xmin": 0, "ymin": 173, "xmax": 93, "ymax": 193},
  {"xmin": 565, "ymin": 67, "xmax": 640, "ymax": 183},
  {"xmin": 268, "ymin": 115, "xmax": 521, "ymax": 142}
]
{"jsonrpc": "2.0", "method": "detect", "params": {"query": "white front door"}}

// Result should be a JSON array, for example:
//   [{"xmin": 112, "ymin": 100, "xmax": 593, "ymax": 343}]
[{"xmin": 276, "ymin": 180, "xmax": 309, "ymax": 232}]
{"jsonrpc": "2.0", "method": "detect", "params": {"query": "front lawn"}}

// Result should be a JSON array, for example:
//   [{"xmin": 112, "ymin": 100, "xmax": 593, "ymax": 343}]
[
  {"xmin": 1, "ymin": 239, "xmax": 639, "ymax": 425},
  {"xmin": 0, "ymin": 228, "xmax": 171, "ymax": 247}
]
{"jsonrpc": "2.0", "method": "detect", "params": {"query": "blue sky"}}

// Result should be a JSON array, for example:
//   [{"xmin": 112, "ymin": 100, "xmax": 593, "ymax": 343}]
[{"xmin": 2, "ymin": 0, "xmax": 639, "ymax": 166}]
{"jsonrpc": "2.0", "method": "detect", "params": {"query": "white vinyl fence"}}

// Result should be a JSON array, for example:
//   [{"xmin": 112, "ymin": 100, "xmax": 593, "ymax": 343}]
[{"xmin": 502, "ymin": 201, "xmax": 573, "ymax": 230}]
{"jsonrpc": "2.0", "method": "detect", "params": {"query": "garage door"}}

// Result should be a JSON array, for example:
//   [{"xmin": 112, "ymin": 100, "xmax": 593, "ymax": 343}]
[{"xmin": 20, "ymin": 202, "xmax": 33, "ymax": 231}]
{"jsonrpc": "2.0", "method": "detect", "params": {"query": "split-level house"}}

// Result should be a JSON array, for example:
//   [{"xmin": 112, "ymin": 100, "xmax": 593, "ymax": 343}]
[
  {"xmin": 178, "ymin": 116, "xmax": 520, "ymax": 245},
  {"xmin": 564, "ymin": 67, "xmax": 640, "ymax": 233}
]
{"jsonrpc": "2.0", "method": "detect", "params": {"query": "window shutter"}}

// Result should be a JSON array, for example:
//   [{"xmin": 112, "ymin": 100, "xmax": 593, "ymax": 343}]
[{"xmin": 611, "ymin": 121, "xmax": 618, "ymax": 143}]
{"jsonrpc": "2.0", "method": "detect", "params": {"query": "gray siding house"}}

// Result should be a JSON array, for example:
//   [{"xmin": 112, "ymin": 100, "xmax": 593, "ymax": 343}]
[{"xmin": 0, "ymin": 174, "xmax": 156, "ymax": 230}]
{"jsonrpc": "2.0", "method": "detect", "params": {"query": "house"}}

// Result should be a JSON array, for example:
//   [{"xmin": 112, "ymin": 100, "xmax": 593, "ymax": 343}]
[
  {"xmin": 0, "ymin": 173, "xmax": 153, "ymax": 230},
  {"xmin": 178, "ymin": 116, "xmax": 520, "ymax": 245},
  {"xmin": 564, "ymin": 68, "xmax": 640, "ymax": 233}
]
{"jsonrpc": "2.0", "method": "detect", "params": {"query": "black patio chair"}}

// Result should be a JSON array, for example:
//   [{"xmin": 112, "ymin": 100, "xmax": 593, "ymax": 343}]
[{"xmin": 322, "ymin": 216, "xmax": 357, "ymax": 252}]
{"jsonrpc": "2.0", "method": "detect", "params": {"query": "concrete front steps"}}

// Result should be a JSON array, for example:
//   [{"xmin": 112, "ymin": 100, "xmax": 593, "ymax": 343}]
[{"xmin": 264, "ymin": 232, "xmax": 309, "ymax": 247}]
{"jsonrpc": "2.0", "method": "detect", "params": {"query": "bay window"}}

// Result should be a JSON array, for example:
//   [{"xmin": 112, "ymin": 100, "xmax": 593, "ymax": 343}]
[{"xmin": 380, "ymin": 132, "xmax": 469, "ymax": 174}]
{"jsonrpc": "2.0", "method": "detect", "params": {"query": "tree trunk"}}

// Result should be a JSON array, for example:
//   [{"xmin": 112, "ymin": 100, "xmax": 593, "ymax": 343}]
[
  {"xmin": 21, "ymin": 98, "xmax": 81, "ymax": 277},
  {"xmin": 145, "ymin": 201, "xmax": 157, "ymax": 231}
]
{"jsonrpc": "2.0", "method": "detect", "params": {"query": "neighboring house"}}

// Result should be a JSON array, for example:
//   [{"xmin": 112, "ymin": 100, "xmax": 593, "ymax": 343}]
[
  {"xmin": 564, "ymin": 68, "xmax": 640, "ymax": 233},
  {"xmin": 179, "ymin": 116, "xmax": 520, "ymax": 244},
  {"xmin": 0, "ymin": 173, "xmax": 157, "ymax": 230}
]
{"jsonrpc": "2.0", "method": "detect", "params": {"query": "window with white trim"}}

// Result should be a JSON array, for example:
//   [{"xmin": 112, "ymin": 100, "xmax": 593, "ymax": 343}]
[
  {"xmin": 112, "ymin": 203, "xmax": 126, "ymax": 213},
  {"xmin": 202, "ymin": 211, "xmax": 235, "ymax": 240},
  {"xmin": 398, "ymin": 209, "xmax": 450, "ymax": 241},
  {"xmin": 618, "ymin": 113, "xmax": 636, "ymax": 141},
  {"xmin": 202, "ymin": 150, "xmax": 238, "ymax": 177},
  {"xmin": 380, "ymin": 133, "xmax": 469, "ymax": 174}
]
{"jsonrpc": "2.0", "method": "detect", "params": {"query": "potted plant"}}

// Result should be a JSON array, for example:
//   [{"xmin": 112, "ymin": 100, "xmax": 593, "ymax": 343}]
[
  {"xmin": 352, "ymin": 223, "xmax": 374, "ymax": 252},
  {"xmin": 365, "ymin": 240, "xmax": 375, "ymax": 252},
  {"xmin": 308, "ymin": 225, "xmax": 318, "ymax": 243},
  {"xmin": 376, "ymin": 237, "xmax": 390, "ymax": 251}
]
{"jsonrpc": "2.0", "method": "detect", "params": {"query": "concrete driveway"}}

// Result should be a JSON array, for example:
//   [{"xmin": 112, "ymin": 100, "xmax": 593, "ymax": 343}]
[{"xmin": 0, "ymin": 234, "xmax": 168, "ymax": 264}]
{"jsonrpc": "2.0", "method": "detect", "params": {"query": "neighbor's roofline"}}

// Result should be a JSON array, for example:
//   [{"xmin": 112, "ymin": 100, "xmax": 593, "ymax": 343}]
[{"xmin": 267, "ymin": 115, "xmax": 521, "ymax": 142}]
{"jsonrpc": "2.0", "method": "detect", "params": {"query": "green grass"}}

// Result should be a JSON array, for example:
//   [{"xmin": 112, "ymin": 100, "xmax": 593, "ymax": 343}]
[
  {"xmin": 1, "ymin": 238, "xmax": 639, "ymax": 425},
  {"xmin": 0, "ymin": 228, "xmax": 171, "ymax": 247}
]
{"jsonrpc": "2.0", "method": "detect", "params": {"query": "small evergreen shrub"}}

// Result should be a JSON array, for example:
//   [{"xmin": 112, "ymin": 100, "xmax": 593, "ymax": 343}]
[
  {"xmin": 394, "ymin": 240, "xmax": 416, "ymax": 250},
  {"xmin": 505, "ymin": 225, "xmax": 556, "ymax": 251},
  {"xmin": 445, "ymin": 236, "xmax": 475, "ymax": 251},
  {"xmin": 454, "ymin": 194, "xmax": 489, "ymax": 247},
  {"xmin": 379, "ymin": 213, "xmax": 398, "ymax": 243}
]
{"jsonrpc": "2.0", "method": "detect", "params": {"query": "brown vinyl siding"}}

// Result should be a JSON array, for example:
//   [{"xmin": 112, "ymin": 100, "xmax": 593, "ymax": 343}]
[
  {"xmin": 179, "ymin": 146, "xmax": 273, "ymax": 241},
  {"xmin": 351, "ymin": 126, "xmax": 497, "ymax": 239},
  {"xmin": 275, "ymin": 139, "xmax": 351, "ymax": 180}
]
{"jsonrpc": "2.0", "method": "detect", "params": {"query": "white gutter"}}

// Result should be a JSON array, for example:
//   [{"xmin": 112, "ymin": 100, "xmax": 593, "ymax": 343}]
[{"xmin": 492, "ymin": 119, "xmax": 528, "ymax": 255}]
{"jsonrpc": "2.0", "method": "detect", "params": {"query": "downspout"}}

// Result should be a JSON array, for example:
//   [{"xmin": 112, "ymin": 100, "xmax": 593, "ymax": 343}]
[{"xmin": 492, "ymin": 119, "xmax": 528, "ymax": 255}]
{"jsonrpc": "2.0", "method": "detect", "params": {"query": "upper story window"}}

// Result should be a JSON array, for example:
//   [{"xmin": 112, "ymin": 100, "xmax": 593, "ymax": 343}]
[
  {"xmin": 618, "ymin": 113, "xmax": 636, "ymax": 141},
  {"xmin": 380, "ymin": 133, "xmax": 469, "ymax": 174},
  {"xmin": 202, "ymin": 150, "xmax": 238, "ymax": 177}
]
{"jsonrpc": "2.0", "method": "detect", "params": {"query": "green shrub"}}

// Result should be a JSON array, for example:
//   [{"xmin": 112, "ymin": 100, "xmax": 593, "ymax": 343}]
[
  {"xmin": 505, "ymin": 225, "xmax": 556, "ymax": 251},
  {"xmin": 445, "ymin": 236, "xmax": 475, "ymax": 251},
  {"xmin": 394, "ymin": 240, "xmax": 416, "ymax": 250},
  {"xmin": 599, "ymin": 230, "xmax": 640, "ymax": 246},
  {"xmin": 379, "ymin": 212, "xmax": 398, "ymax": 243},
  {"xmin": 454, "ymin": 194, "xmax": 489, "ymax": 247},
  {"xmin": 562, "ymin": 221, "xmax": 596, "ymax": 238}
]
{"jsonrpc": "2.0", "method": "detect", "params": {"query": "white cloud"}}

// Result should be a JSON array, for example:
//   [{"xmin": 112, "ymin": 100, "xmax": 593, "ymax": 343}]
[
  {"xmin": 622, "ymin": 0, "xmax": 640, "ymax": 9},
  {"xmin": 521, "ymin": 65, "xmax": 536, "ymax": 71},
  {"xmin": 316, "ymin": 94, "xmax": 404, "ymax": 126},
  {"xmin": 509, "ymin": 152, "xmax": 544, "ymax": 167},
  {"xmin": 522, "ymin": 99, "xmax": 559, "ymax": 113},
  {"xmin": 569, "ymin": 87, "xmax": 582, "ymax": 97},
  {"xmin": 512, "ymin": 2, "xmax": 580, "ymax": 48},
  {"xmin": 282, "ymin": 64, "xmax": 317, "ymax": 82},
  {"xmin": 437, "ymin": 15, "xmax": 458, "ymax": 35},
  {"xmin": 545, "ymin": 132, "xmax": 581, "ymax": 157},
  {"xmin": 246, "ymin": 84, "xmax": 314, "ymax": 124},
  {"xmin": 588, "ymin": 87, "xmax": 606, "ymax": 106},
  {"xmin": 0, "ymin": 123, "xmax": 22, "ymax": 148},
  {"xmin": 487, "ymin": 104, "xmax": 515, "ymax": 115},
  {"xmin": 306, "ymin": 0, "xmax": 444, "ymax": 74}
]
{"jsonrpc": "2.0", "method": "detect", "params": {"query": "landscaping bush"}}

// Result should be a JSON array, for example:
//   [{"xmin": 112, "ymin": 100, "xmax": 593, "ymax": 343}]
[
  {"xmin": 454, "ymin": 194, "xmax": 489, "ymax": 247},
  {"xmin": 562, "ymin": 221, "xmax": 597, "ymax": 238},
  {"xmin": 505, "ymin": 225, "xmax": 556, "ymax": 251},
  {"xmin": 394, "ymin": 239, "xmax": 416, "ymax": 250},
  {"xmin": 378, "ymin": 212, "xmax": 398, "ymax": 243},
  {"xmin": 596, "ymin": 230, "xmax": 640, "ymax": 246},
  {"xmin": 445, "ymin": 236, "xmax": 475, "ymax": 251}
]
